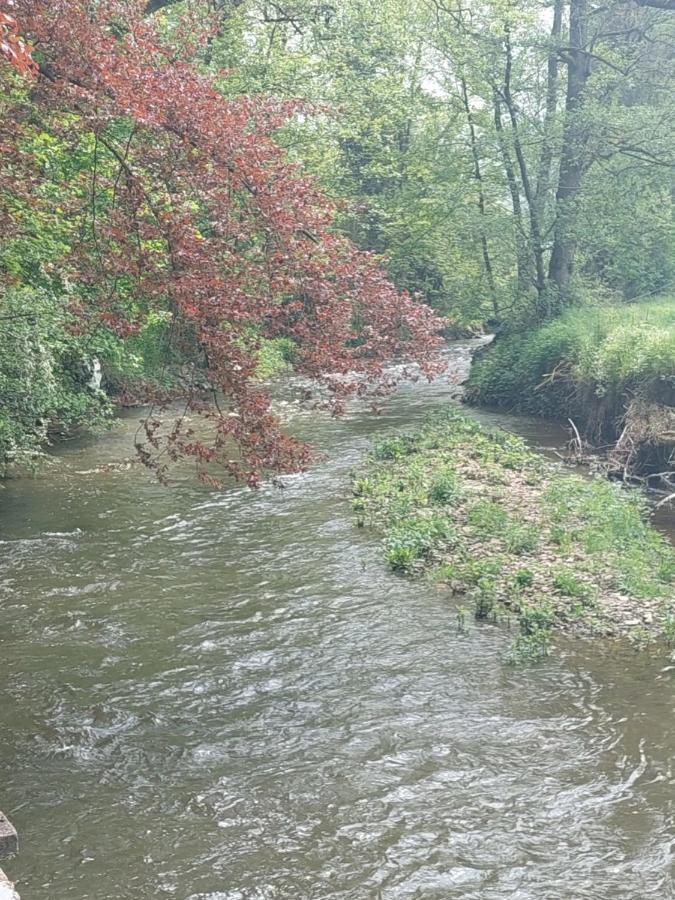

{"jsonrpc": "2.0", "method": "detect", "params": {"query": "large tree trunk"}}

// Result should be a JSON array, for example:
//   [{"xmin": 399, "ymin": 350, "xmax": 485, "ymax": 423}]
[{"xmin": 548, "ymin": 0, "xmax": 591, "ymax": 302}]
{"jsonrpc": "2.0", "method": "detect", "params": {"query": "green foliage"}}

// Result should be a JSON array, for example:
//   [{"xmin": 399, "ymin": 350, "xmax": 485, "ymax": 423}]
[
  {"xmin": 507, "ymin": 627, "xmax": 552, "ymax": 664},
  {"xmin": 544, "ymin": 475, "xmax": 675, "ymax": 600},
  {"xmin": 578, "ymin": 161, "xmax": 675, "ymax": 300},
  {"xmin": 372, "ymin": 434, "xmax": 420, "ymax": 461},
  {"xmin": 506, "ymin": 598, "xmax": 555, "ymax": 663},
  {"xmin": 0, "ymin": 286, "xmax": 111, "ymax": 473},
  {"xmin": 429, "ymin": 469, "xmax": 458, "ymax": 504},
  {"xmin": 383, "ymin": 513, "xmax": 454, "ymax": 572},
  {"xmin": 473, "ymin": 578, "xmax": 496, "ymax": 620},
  {"xmin": 505, "ymin": 524, "xmax": 539, "ymax": 556},
  {"xmin": 0, "ymin": 105, "xmax": 179, "ymax": 467},
  {"xmin": 513, "ymin": 568, "xmax": 534, "ymax": 588},
  {"xmin": 519, "ymin": 598, "xmax": 556, "ymax": 635},
  {"xmin": 467, "ymin": 316, "xmax": 589, "ymax": 416},
  {"xmin": 460, "ymin": 555, "xmax": 505, "ymax": 586},
  {"xmin": 202, "ymin": 0, "xmax": 675, "ymax": 323},
  {"xmin": 552, "ymin": 569, "xmax": 594, "ymax": 602},
  {"xmin": 468, "ymin": 297, "xmax": 675, "ymax": 462},
  {"xmin": 256, "ymin": 338, "xmax": 296, "ymax": 381},
  {"xmin": 203, "ymin": 0, "xmax": 534, "ymax": 323},
  {"xmin": 467, "ymin": 498, "xmax": 508, "ymax": 532},
  {"xmin": 354, "ymin": 410, "xmax": 675, "ymax": 656}
]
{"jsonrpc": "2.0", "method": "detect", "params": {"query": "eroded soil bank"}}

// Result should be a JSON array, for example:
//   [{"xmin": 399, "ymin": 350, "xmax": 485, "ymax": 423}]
[{"xmin": 466, "ymin": 299, "xmax": 675, "ymax": 489}]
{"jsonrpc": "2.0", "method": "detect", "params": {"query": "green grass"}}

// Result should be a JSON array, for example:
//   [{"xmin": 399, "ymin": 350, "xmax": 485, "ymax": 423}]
[
  {"xmin": 353, "ymin": 410, "xmax": 675, "ymax": 658},
  {"xmin": 466, "ymin": 296, "xmax": 675, "ymax": 451},
  {"xmin": 255, "ymin": 337, "xmax": 296, "ymax": 380}
]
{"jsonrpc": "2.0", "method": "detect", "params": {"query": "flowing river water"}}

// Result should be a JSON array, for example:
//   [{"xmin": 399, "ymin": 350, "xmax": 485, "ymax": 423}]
[{"xmin": 1, "ymin": 341, "xmax": 674, "ymax": 900}]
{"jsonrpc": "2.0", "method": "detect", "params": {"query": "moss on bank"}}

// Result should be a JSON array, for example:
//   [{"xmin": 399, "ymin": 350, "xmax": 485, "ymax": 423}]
[
  {"xmin": 353, "ymin": 411, "xmax": 675, "ymax": 659},
  {"xmin": 465, "ymin": 297, "xmax": 675, "ymax": 479}
]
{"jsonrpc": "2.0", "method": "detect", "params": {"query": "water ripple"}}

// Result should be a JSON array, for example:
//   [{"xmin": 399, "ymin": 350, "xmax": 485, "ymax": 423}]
[{"xmin": 0, "ymin": 343, "xmax": 674, "ymax": 899}]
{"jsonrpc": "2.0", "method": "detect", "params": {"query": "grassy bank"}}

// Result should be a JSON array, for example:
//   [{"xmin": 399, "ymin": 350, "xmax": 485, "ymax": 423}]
[
  {"xmin": 466, "ymin": 297, "xmax": 675, "ymax": 479},
  {"xmin": 353, "ymin": 411, "xmax": 675, "ymax": 659}
]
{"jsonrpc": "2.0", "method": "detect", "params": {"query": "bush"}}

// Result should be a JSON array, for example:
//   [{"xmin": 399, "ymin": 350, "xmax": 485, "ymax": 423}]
[
  {"xmin": 429, "ymin": 469, "xmax": 458, "ymax": 503},
  {"xmin": 383, "ymin": 514, "xmax": 454, "ymax": 572},
  {"xmin": 0, "ymin": 286, "xmax": 111, "ymax": 474}
]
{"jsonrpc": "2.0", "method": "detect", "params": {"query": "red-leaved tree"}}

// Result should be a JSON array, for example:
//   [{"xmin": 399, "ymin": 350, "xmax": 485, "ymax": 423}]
[
  {"xmin": 0, "ymin": 9, "xmax": 35, "ymax": 73},
  {"xmin": 1, "ymin": 0, "xmax": 444, "ymax": 484}
]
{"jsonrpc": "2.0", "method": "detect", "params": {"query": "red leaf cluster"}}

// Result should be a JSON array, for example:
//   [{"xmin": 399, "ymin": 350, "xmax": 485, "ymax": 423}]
[
  {"xmin": 2, "ymin": 0, "xmax": 445, "ymax": 483},
  {"xmin": 0, "ymin": 9, "xmax": 35, "ymax": 74}
]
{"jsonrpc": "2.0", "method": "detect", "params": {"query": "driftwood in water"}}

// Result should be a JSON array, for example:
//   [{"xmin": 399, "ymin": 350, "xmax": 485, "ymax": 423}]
[{"xmin": 607, "ymin": 400, "xmax": 675, "ymax": 493}]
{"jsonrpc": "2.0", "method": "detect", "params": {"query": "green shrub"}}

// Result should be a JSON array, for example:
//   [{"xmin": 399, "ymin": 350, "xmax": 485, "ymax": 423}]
[
  {"xmin": 518, "ymin": 599, "xmax": 556, "ymax": 635},
  {"xmin": 507, "ymin": 628, "xmax": 552, "ymax": 663},
  {"xmin": 473, "ymin": 577, "xmax": 497, "ymax": 619},
  {"xmin": 429, "ymin": 469, "xmax": 458, "ymax": 504},
  {"xmin": 468, "ymin": 499, "xmax": 509, "ymax": 534},
  {"xmin": 372, "ymin": 434, "xmax": 419, "ymax": 461},
  {"xmin": 513, "ymin": 568, "xmax": 534, "ymax": 588},
  {"xmin": 552, "ymin": 569, "xmax": 594, "ymax": 601},
  {"xmin": 0, "ymin": 286, "xmax": 112, "ymax": 474},
  {"xmin": 383, "ymin": 514, "xmax": 454, "ymax": 572},
  {"xmin": 506, "ymin": 524, "xmax": 539, "ymax": 556}
]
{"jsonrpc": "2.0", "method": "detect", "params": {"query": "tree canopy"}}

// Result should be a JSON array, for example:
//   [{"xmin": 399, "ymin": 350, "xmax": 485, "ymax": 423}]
[
  {"xmin": 0, "ymin": 0, "xmax": 673, "ymax": 480},
  {"xmin": 0, "ymin": 0, "xmax": 443, "ymax": 482}
]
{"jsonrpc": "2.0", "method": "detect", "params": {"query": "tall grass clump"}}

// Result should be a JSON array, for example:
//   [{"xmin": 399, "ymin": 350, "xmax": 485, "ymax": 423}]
[{"xmin": 467, "ymin": 297, "xmax": 675, "ymax": 467}]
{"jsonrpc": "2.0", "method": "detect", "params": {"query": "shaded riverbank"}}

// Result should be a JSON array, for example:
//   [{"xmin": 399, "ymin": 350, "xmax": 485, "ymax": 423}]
[{"xmin": 1, "ymin": 342, "xmax": 675, "ymax": 899}]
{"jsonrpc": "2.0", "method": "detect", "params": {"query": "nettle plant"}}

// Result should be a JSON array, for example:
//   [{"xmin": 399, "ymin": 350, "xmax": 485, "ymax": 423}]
[{"xmin": 0, "ymin": 0, "xmax": 443, "ymax": 484}]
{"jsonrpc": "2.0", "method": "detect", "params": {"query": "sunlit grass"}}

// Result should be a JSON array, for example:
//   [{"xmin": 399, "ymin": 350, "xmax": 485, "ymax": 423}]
[{"xmin": 353, "ymin": 410, "xmax": 675, "ymax": 660}]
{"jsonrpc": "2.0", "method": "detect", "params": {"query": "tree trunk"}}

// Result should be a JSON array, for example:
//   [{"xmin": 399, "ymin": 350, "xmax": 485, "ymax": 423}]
[
  {"xmin": 535, "ymin": 0, "xmax": 563, "ymax": 218},
  {"xmin": 493, "ymin": 92, "xmax": 531, "ymax": 296},
  {"xmin": 548, "ymin": 0, "xmax": 591, "ymax": 302},
  {"xmin": 500, "ymin": 26, "xmax": 547, "ymax": 306},
  {"xmin": 459, "ymin": 76, "xmax": 499, "ymax": 316}
]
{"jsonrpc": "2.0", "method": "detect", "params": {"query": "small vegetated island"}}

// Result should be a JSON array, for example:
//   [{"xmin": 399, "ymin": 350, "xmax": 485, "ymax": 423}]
[{"xmin": 353, "ymin": 410, "xmax": 675, "ymax": 660}]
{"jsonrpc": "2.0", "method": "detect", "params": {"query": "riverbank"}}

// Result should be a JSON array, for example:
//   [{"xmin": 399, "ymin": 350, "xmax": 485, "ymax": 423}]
[
  {"xmin": 0, "ymin": 328, "xmax": 297, "ymax": 481},
  {"xmin": 465, "ymin": 297, "xmax": 675, "ymax": 487},
  {"xmin": 353, "ymin": 410, "xmax": 675, "ymax": 658}
]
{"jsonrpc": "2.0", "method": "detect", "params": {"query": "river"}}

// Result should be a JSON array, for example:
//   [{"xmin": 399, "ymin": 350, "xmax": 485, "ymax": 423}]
[{"xmin": 1, "ymin": 341, "xmax": 674, "ymax": 899}]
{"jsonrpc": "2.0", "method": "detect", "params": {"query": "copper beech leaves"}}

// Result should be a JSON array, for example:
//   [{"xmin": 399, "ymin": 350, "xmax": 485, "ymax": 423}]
[
  {"xmin": 2, "ymin": 0, "xmax": 445, "ymax": 484},
  {"xmin": 0, "ymin": 10, "xmax": 35, "ymax": 74}
]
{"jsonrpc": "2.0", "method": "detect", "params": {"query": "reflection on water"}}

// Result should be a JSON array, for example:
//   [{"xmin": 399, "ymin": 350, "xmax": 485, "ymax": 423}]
[{"xmin": 0, "ymin": 342, "xmax": 674, "ymax": 899}]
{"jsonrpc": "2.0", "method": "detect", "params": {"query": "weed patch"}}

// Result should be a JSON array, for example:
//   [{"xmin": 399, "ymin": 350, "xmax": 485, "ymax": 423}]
[{"xmin": 354, "ymin": 410, "xmax": 675, "ymax": 656}]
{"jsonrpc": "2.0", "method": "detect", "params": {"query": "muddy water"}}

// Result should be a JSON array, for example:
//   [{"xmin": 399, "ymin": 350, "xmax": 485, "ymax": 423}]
[{"xmin": 1, "ymin": 342, "xmax": 674, "ymax": 899}]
